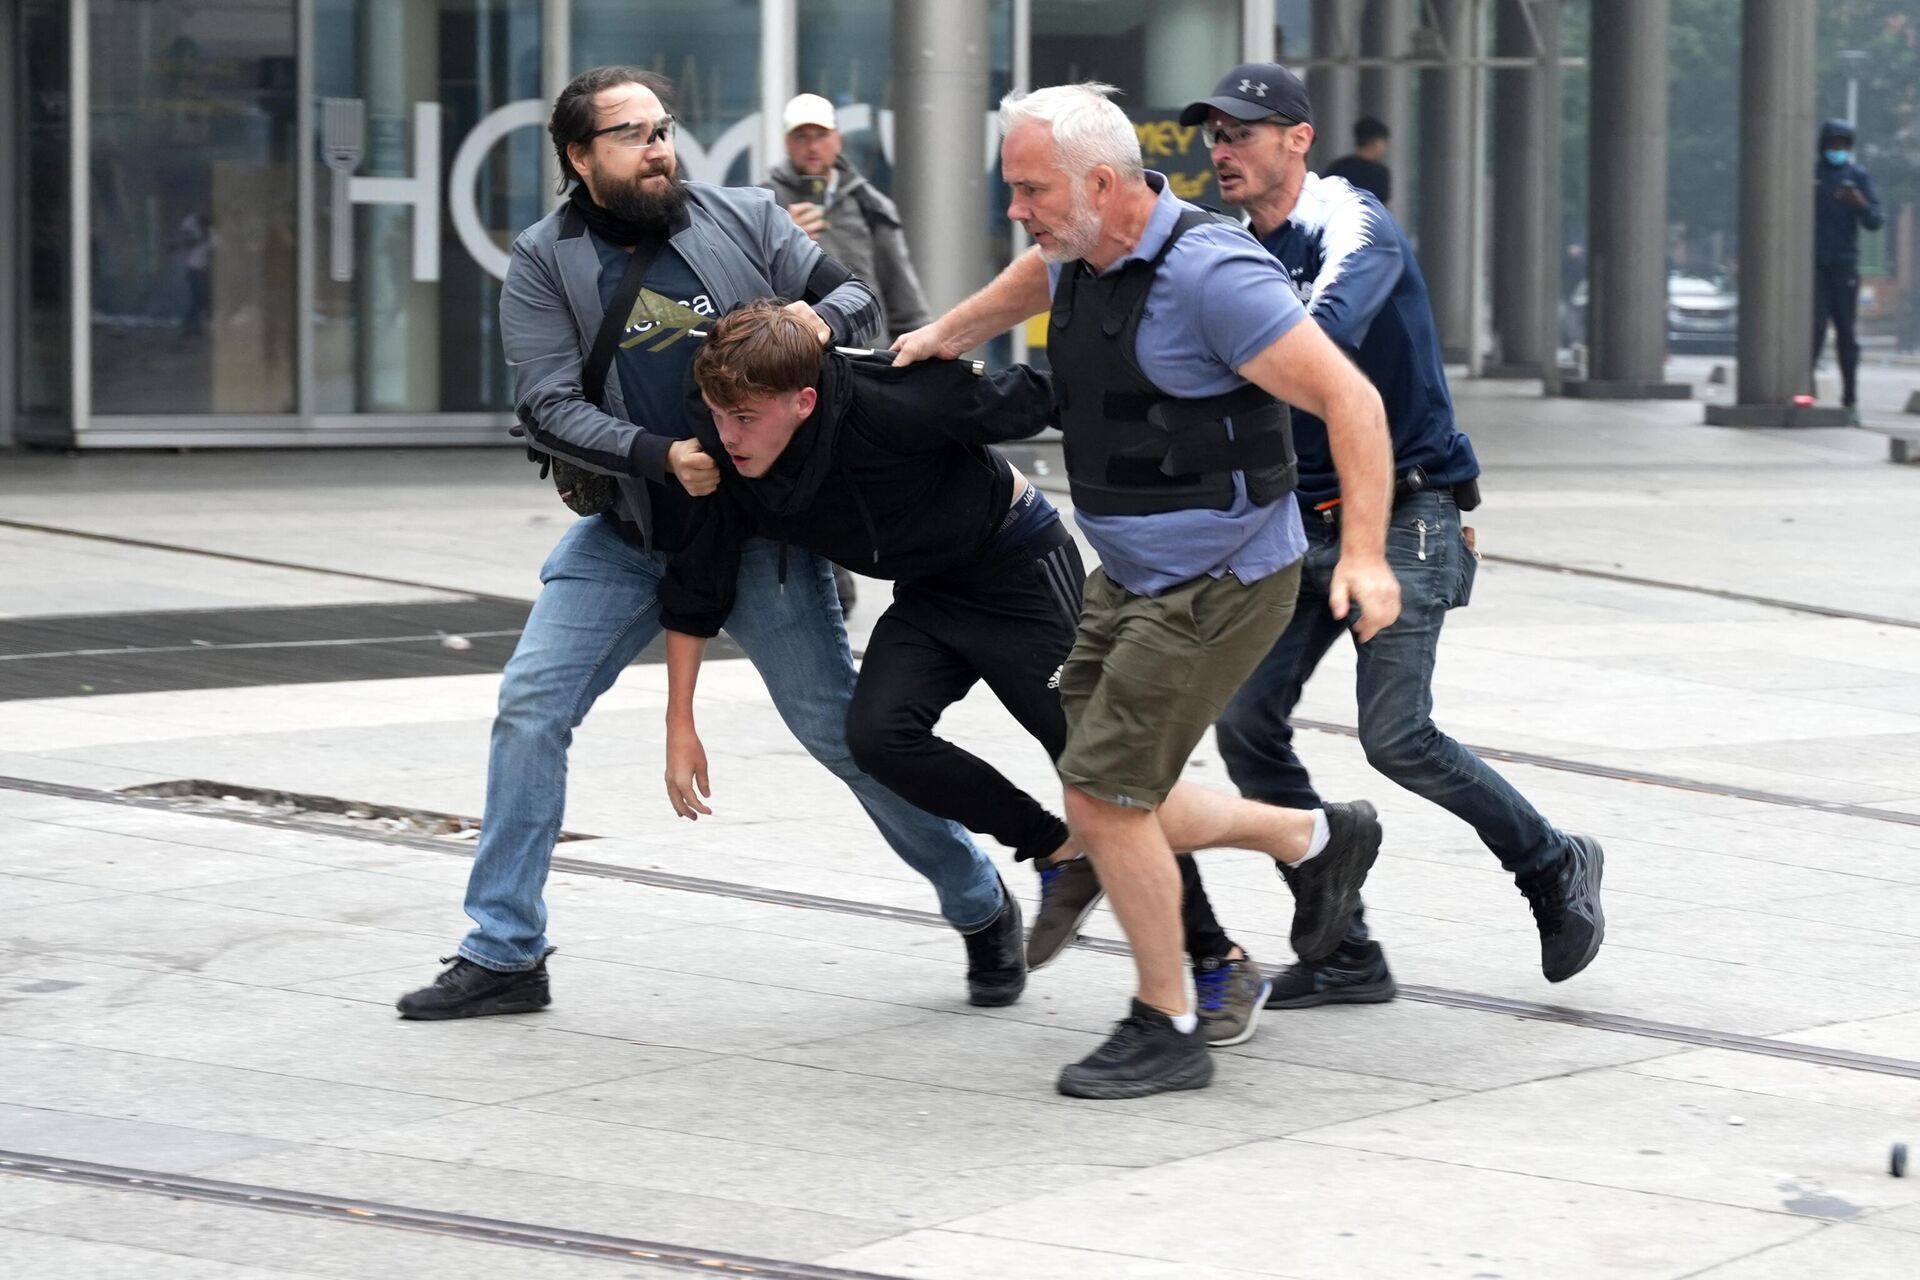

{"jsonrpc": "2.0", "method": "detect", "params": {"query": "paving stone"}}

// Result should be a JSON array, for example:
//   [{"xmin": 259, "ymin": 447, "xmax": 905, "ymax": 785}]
[
  {"xmin": 926, "ymin": 1140, "xmax": 1819, "ymax": 1280},
  {"xmin": 8, "ymin": 1192, "xmax": 699, "ymax": 1280},
  {"xmin": 1295, "ymin": 1066, "xmax": 1920, "ymax": 1218},
  {"xmin": 0, "ymin": 1038, "xmax": 474, "ymax": 1143}
]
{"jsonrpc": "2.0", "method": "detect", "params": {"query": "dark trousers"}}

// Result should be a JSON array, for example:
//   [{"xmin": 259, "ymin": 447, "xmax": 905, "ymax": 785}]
[
  {"xmin": 846, "ymin": 520, "xmax": 1235, "ymax": 961},
  {"xmin": 1214, "ymin": 490, "xmax": 1575, "ymax": 949},
  {"xmin": 1813, "ymin": 264, "xmax": 1862, "ymax": 405}
]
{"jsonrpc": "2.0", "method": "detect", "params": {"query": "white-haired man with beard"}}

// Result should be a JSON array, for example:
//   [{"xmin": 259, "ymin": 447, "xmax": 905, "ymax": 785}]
[
  {"xmin": 398, "ymin": 67, "xmax": 1019, "ymax": 1021},
  {"xmin": 894, "ymin": 83, "xmax": 1400, "ymax": 1098}
]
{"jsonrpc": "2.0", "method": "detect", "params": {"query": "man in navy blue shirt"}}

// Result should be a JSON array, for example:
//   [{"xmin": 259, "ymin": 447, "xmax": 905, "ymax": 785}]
[
  {"xmin": 1183, "ymin": 64, "xmax": 1607, "ymax": 1002},
  {"xmin": 1813, "ymin": 119, "xmax": 1884, "ymax": 413}
]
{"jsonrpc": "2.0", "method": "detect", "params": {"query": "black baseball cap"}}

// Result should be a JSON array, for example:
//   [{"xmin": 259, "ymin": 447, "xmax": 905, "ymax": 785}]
[{"xmin": 1179, "ymin": 63, "xmax": 1313, "ymax": 127}]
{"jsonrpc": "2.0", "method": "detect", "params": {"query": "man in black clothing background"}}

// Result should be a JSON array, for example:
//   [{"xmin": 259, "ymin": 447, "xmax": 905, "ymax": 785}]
[
  {"xmin": 1812, "ymin": 118, "xmax": 1884, "ymax": 414},
  {"xmin": 1324, "ymin": 116, "xmax": 1392, "ymax": 206}
]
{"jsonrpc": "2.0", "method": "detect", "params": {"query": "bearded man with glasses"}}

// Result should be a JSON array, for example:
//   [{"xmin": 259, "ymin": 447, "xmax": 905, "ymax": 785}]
[{"xmin": 398, "ymin": 66, "xmax": 1016, "ymax": 1021}]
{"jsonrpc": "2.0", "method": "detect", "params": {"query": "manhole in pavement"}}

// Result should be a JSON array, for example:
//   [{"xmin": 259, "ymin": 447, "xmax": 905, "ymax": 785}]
[{"xmin": 116, "ymin": 780, "xmax": 597, "ymax": 843}]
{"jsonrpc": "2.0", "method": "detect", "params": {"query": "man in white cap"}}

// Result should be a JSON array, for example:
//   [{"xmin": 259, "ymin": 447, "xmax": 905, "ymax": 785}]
[
  {"xmin": 767, "ymin": 92, "xmax": 936, "ymax": 615},
  {"xmin": 766, "ymin": 93, "xmax": 931, "ymax": 343}
]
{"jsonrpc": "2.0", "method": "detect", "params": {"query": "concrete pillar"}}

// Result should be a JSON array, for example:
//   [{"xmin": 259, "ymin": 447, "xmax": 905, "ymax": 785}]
[
  {"xmin": 0, "ymin": 0, "xmax": 16, "ymax": 446},
  {"xmin": 1143, "ymin": 0, "xmax": 1240, "ymax": 110},
  {"xmin": 1309, "ymin": 0, "xmax": 1359, "ymax": 172},
  {"xmin": 356, "ymin": 2, "xmax": 438, "ymax": 412},
  {"xmin": 539, "ymin": 0, "xmax": 569, "ymax": 200},
  {"xmin": 1489, "ymin": 0, "xmax": 1560, "ymax": 375},
  {"xmin": 1567, "ymin": 0, "xmax": 1687, "ymax": 398},
  {"xmin": 1704, "ymin": 0, "xmax": 1843, "ymax": 424},
  {"xmin": 893, "ymin": 0, "xmax": 991, "ymax": 316},
  {"xmin": 1416, "ymin": 0, "xmax": 1472, "ymax": 362},
  {"xmin": 1359, "ymin": 0, "xmax": 1412, "ymax": 216}
]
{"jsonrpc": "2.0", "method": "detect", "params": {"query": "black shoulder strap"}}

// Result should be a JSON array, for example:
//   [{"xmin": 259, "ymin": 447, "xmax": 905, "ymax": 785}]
[
  {"xmin": 1099, "ymin": 208, "xmax": 1216, "ymax": 338},
  {"xmin": 582, "ymin": 234, "xmax": 667, "ymax": 411}
]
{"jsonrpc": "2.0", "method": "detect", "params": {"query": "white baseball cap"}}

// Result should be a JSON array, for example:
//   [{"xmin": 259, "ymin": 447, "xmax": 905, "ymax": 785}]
[{"xmin": 783, "ymin": 93, "xmax": 838, "ymax": 134}]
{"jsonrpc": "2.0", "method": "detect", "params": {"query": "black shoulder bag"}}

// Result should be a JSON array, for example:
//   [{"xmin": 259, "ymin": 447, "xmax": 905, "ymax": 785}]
[{"xmin": 529, "ymin": 232, "xmax": 667, "ymax": 516}]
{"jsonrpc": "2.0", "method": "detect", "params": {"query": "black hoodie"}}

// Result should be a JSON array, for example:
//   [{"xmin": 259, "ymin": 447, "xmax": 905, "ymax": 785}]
[{"xmin": 660, "ymin": 352, "xmax": 1057, "ymax": 637}]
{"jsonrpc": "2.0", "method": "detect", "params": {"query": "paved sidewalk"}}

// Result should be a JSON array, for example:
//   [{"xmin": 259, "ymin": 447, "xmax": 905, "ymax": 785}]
[{"xmin": 2, "ymin": 381, "xmax": 1918, "ymax": 1278}]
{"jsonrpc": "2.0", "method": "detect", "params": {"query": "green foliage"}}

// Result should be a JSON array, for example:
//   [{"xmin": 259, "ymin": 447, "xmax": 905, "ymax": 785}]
[
  {"xmin": 1558, "ymin": 0, "xmax": 1914, "ymax": 262},
  {"xmin": 1817, "ymin": 0, "xmax": 1920, "ymax": 198}
]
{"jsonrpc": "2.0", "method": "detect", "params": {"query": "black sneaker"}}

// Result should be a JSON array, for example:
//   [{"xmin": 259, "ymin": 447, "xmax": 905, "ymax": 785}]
[
  {"xmin": 396, "ymin": 952, "xmax": 552, "ymax": 1020},
  {"xmin": 961, "ymin": 878, "xmax": 1026, "ymax": 1006},
  {"xmin": 1285, "ymin": 801, "xmax": 1383, "ymax": 962},
  {"xmin": 1056, "ymin": 999, "xmax": 1215, "ymax": 1099},
  {"xmin": 1516, "ymin": 835, "xmax": 1606, "ymax": 982},
  {"xmin": 1266, "ymin": 938, "xmax": 1397, "ymax": 1009}
]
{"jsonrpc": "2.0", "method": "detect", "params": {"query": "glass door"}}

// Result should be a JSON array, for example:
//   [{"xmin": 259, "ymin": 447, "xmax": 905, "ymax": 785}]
[
  {"xmin": 310, "ymin": 0, "xmax": 542, "ymax": 418},
  {"xmin": 87, "ymin": 0, "xmax": 298, "ymax": 418}
]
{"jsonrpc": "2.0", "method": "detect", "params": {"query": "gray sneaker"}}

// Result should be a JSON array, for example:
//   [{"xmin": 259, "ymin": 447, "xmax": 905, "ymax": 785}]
[
  {"xmin": 1194, "ymin": 954, "xmax": 1272, "ymax": 1047},
  {"xmin": 1027, "ymin": 857, "xmax": 1104, "ymax": 970}
]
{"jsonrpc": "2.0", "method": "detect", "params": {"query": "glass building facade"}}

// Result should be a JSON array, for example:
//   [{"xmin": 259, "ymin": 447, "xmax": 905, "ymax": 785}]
[{"xmin": 3, "ymin": 0, "xmax": 1270, "ymax": 449}]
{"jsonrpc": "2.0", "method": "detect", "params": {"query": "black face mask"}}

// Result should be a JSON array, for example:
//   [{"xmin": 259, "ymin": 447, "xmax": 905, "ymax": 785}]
[{"xmin": 569, "ymin": 164, "xmax": 688, "ymax": 245}]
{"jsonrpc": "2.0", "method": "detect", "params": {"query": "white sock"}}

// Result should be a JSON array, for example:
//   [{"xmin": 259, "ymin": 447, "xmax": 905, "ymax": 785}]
[
  {"xmin": 1293, "ymin": 808, "xmax": 1332, "ymax": 865},
  {"xmin": 1170, "ymin": 1009, "xmax": 1199, "ymax": 1035}
]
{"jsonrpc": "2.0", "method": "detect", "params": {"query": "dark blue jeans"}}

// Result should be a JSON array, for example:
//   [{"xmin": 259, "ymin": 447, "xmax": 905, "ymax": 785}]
[
  {"xmin": 457, "ymin": 515, "xmax": 998, "ymax": 971},
  {"xmin": 1215, "ymin": 490, "xmax": 1574, "ymax": 943}
]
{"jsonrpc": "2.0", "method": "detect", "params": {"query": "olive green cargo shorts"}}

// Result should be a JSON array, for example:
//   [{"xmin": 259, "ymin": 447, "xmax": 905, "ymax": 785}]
[{"xmin": 1056, "ymin": 560, "xmax": 1302, "ymax": 809}]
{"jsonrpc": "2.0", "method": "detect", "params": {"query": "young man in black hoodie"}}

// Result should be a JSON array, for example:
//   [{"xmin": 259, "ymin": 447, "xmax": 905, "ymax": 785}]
[{"xmin": 658, "ymin": 301, "xmax": 1380, "ymax": 1041}]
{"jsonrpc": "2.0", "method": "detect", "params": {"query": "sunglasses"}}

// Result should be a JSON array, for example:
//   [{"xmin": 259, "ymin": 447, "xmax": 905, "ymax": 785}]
[
  {"xmin": 1202, "ymin": 116, "xmax": 1300, "ymax": 149},
  {"xmin": 585, "ymin": 116, "xmax": 676, "ymax": 150}
]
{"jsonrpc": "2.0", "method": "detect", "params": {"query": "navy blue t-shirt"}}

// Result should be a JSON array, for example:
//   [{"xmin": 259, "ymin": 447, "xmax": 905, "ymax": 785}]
[
  {"xmin": 1257, "ymin": 175, "xmax": 1479, "ymax": 506},
  {"xmin": 592, "ymin": 233, "xmax": 718, "ymax": 552}
]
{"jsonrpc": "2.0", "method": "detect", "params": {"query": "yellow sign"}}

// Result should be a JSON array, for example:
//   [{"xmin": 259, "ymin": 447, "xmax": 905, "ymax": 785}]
[{"xmin": 1131, "ymin": 110, "xmax": 1218, "ymax": 207}]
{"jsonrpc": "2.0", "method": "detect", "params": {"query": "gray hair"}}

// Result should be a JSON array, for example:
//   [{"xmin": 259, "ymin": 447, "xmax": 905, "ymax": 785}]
[{"xmin": 997, "ymin": 82, "xmax": 1144, "ymax": 183}]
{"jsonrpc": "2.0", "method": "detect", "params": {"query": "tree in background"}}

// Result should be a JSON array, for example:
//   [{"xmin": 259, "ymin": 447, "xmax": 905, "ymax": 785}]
[
  {"xmin": 1818, "ymin": 1, "xmax": 1919, "ymax": 201},
  {"xmin": 1558, "ymin": 0, "xmax": 1914, "ymax": 286}
]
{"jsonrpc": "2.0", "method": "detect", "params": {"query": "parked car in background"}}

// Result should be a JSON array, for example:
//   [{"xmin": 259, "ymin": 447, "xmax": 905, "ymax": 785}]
[
  {"xmin": 1561, "ymin": 273, "xmax": 1739, "ymax": 354},
  {"xmin": 1664, "ymin": 274, "xmax": 1738, "ymax": 353}
]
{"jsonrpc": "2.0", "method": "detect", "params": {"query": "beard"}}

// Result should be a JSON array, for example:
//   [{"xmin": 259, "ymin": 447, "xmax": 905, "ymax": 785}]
[
  {"xmin": 593, "ymin": 156, "xmax": 688, "ymax": 233},
  {"xmin": 1033, "ymin": 180, "xmax": 1102, "ymax": 264}
]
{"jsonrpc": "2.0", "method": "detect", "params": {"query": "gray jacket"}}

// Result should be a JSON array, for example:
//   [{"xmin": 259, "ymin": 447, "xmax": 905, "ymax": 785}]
[
  {"xmin": 500, "ymin": 181, "xmax": 881, "ymax": 546},
  {"xmin": 766, "ymin": 159, "xmax": 931, "ymax": 339}
]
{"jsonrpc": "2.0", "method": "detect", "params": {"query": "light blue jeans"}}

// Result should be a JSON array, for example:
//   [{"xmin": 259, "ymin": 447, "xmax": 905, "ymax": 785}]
[{"xmin": 458, "ymin": 515, "xmax": 998, "ymax": 970}]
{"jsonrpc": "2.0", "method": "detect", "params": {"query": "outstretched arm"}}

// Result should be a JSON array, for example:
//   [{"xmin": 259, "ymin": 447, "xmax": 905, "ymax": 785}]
[
  {"xmin": 1237, "ymin": 321, "xmax": 1400, "ymax": 642},
  {"xmin": 890, "ymin": 248, "xmax": 1051, "ymax": 366},
  {"xmin": 664, "ymin": 631, "xmax": 713, "ymax": 820}
]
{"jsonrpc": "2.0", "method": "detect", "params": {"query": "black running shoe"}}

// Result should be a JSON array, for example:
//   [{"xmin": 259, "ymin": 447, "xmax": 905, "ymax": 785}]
[
  {"xmin": 1285, "ymin": 802, "xmax": 1383, "ymax": 962},
  {"xmin": 961, "ymin": 878, "xmax": 1026, "ymax": 1006},
  {"xmin": 1266, "ymin": 938, "xmax": 1397, "ymax": 1009},
  {"xmin": 396, "ymin": 953, "xmax": 552, "ymax": 1020},
  {"xmin": 1057, "ymin": 999, "xmax": 1215, "ymax": 1099},
  {"xmin": 1516, "ymin": 835, "xmax": 1606, "ymax": 982}
]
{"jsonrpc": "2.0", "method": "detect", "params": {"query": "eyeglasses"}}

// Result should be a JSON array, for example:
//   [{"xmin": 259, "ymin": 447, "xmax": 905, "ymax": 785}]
[
  {"xmin": 1201, "ymin": 117, "xmax": 1298, "ymax": 149},
  {"xmin": 585, "ymin": 116, "xmax": 676, "ymax": 150}
]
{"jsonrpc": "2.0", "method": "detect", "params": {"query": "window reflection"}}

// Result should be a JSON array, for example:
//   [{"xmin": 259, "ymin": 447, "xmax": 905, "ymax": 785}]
[
  {"xmin": 312, "ymin": 0, "xmax": 542, "ymax": 415},
  {"xmin": 88, "ymin": 0, "xmax": 297, "ymax": 415}
]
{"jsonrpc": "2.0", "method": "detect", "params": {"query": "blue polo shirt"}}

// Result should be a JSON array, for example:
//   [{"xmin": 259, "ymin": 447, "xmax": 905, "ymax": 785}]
[{"xmin": 1046, "ymin": 172, "xmax": 1308, "ymax": 598}]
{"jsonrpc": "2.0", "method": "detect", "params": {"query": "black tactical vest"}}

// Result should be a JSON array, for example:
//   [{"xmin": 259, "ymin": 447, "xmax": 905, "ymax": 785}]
[{"xmin": 1048, "ymin": 207, "xmax": 1297, "ymax": 517}]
